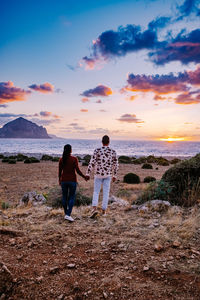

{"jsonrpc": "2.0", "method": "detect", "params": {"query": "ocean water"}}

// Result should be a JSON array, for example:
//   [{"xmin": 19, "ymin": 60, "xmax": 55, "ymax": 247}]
[{"xmin": 0, "ymin": 138, "xmax": 200, "ymax": 157}]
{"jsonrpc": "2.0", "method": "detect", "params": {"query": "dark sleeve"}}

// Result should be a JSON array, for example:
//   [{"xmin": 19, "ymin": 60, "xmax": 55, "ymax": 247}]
[
  {"xmin": 58, "ymin": 158, "xmax": 63, "ymax": 179},
  {"xmin": 74, "ymin": 158, "xmax": 85, "ymax": 178}
]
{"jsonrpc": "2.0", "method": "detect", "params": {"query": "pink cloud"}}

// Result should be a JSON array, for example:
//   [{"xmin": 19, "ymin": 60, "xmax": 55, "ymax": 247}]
[
  {"xmin": 0, "ymin": 81, "xmax": 31, "ymax": 104},
  {"xmin": 81, "ymin": 97, "xmax": 89, "ymax": 103},
  {"xmin": 117, "ymin": 114, "xmax": 144, "ymax": 123},
  {"xmin": 29, "ymin": 82, "xmax": 54, "ymax": 93},
  {"xmin": 80, "ymin": 109, "xmax": 88, "ymax": 112}
]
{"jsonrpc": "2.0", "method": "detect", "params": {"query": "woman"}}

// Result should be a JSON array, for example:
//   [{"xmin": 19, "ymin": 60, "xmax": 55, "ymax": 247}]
[{"xmin": 59, "ymin": 144, "xmax": 87, "ymax": 222}]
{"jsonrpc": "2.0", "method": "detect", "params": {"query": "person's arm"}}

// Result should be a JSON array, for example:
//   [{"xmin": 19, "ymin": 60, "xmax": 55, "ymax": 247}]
[
  {"xmin": 86, "ymin": 150, "xmax": 97, "ymax": 178},
  {"xmin": 75, "ymin": 157, "xmax": 86, "ymax": 179},
  {"xmin": 112, "ymin": 151, "xmax": 119, "ymax": 181},
  {"xmin": 58, "ymin": 158, "xmax": 63, "ymax": 185}
]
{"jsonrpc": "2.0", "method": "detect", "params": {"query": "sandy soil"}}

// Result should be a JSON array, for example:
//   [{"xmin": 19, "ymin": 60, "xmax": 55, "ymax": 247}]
[{"xmin": 1, "ymin": 160, "xmax": 200, "ymax": 299}]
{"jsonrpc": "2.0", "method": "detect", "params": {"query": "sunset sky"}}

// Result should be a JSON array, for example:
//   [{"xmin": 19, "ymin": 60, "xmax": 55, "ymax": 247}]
[{"xmin": 1, "ymin": 0, "xmax": 200, "ymax": 140}]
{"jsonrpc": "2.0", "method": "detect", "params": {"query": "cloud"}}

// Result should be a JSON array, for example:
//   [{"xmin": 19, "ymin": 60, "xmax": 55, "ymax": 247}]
[
  {"xmin": 117, "ymin": 114, "xmax": 144, "ymax": 123},
  {"xmin": 0, "ymin": 104, "xmax": 8, "ymax": 108},
  {"xmin": 80, "ymin": 109, "xmax": 88, "ymax": 112},
  {"xmin": 29, "ymin": 82, "xmax": 54, "ymax": 93},
  {"xmin": 96, "ymin": 99, "xmax": 102, "ymax": 103},
  {"xmin": 126, "ymin": 72, "xmax": 188, "ymax": 94},
  {"xmin": 81, "ymin": 97, "xmax": 90, "ymax": 103},
  {"xmin": 40, "ymin": 111, "xmax": 60, "ymax": 119},
  {"xmin": 99, "ymin": 109, "xmax": 106, "ymax": 112},
  {"xmin": 82, "ymin": 24, "xmax": 162, "ymax": 68},
  {"xmin": 149, "ymin": 29, "xmax": 200, "ymax": 65},
  {"xmin": 81, "ymin": 85, "xmax": 112, "ymax": 97},
  {"xmin": 174, "ymin": 91, "xmax": 200, "ymax": 104},
  {"xmin": 0, "ymin": 81, "xmax": 31, "ymax": 104},
  {"xmin": 30, "ymin": 118, "xmax": 60, "ymax": 126},
  {"xmin": 176, "ymin": 0, "xmax": 200, "ymax": 19},
  {"xmin": 0, "ymin": 113, "xmax": 28, "ymax": 118}
]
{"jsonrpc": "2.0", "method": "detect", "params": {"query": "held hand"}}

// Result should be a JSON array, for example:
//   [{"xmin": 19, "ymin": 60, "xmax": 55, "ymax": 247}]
[
  {"xmin": 112, "ymin": 177, "xmax": 116, "ymax": 182},
  {"xmin": 85, "ymin": 175, "xmax": 90, "ymax": 181}
]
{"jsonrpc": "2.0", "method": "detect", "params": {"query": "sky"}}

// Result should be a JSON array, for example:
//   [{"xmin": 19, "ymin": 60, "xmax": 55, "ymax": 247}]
[{"xmin": 0, "ymin": 0, "xmax": 200, "ymax": 141}]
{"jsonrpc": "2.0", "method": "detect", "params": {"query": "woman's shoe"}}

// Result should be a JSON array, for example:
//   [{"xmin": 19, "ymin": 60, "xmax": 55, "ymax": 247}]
[{"xmin": 64, "ymin": 215, "xmax": 74, "ymax": 222}]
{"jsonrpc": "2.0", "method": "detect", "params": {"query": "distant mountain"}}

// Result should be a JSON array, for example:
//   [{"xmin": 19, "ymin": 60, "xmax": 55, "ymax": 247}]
[{"xmin": 0, "ymin": 117, "xmax": 51, "ymax": 139}]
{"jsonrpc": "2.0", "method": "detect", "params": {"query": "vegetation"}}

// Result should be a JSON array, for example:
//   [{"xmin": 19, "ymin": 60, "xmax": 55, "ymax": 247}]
[
  {"xmin": 118, "ymin": 156, "xmax": 133, "ymax": 164},
  {"xmin": 142, "ymin": 163, "xmax": 153, "ymax": 169},
  {"xmin": 0, "ymin": 154, "xmax": 4, "ymax": 159},
  {"xmin": 8, "ymin": 159, "xmax": 16, "ymax": 164},
  {"xmin": 41, "ymin": 154, "xmax": 53, "ymax": 161},
  {"xmin": 144, "ymin": 176, "xmax": 156, "ymax": 183},
  {"xmin": 123, "ymin": 173, "xmax": 140, "ymax": 184},
  {"xmin": 170, "ymin": 158, "xmax": 181, "ymax": 164},
  {"xmin": 24, "ymin": 157, "xmax": 40, "ymax": 164}
]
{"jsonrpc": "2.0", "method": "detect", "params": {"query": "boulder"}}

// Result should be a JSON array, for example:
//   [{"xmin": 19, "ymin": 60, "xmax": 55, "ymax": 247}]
[
  {"xmin": 133, "ymin": 200, "xmax": 171, "ymax": 212},
  {"xmin": 109, "ymin": 195, "xmax": 129, "ymax": 207},
  {"xmin": 20, "ymin": 191, "xmax": 46, "ymax": 206}
]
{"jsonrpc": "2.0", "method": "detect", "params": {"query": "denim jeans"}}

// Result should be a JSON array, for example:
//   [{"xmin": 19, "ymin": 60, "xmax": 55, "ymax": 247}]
[
  {"xmin": 61, "ymin": 181, "xmax": 77, "ymax": 216},
  {"xmin": 92, "ymin": 176, "xmax": 111, "ymax": 210}
]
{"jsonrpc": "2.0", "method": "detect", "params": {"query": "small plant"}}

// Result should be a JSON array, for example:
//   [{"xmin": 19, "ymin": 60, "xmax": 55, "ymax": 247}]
[
  {"xmin": 1, "ymin": 202, "xmax": 10, "ymax": 210},
  {"xmin": 118, "ymin": 156, "xmax": 132, "ymax": 164},
  {"xmin": 123, "ymin": 173, "xmax": 140, "ymax": 184},
  {"xmin": 2, "ymin": 158, "xmax": 9, "ymax": 163},
  {"xmin": 52, "ymin": 157, "xmax": 60, "ymax": 162},
  {"xmin": 41, "ymin": 154, "xmax": 53, "ymax": 161},
  {"xmin": 142, "ymin": 163, "xmax": 153, "ymax": 169},
  {"xmin": 144, "ymin": 176, "xmax": 156, "ymax": 183},
  {"xmin": 170, "ymin": 158, "xmax": 181, "ymax": 164},
  {"xmin": 8, "ymin": 159, "xmax": 16, "ymax": 164}
]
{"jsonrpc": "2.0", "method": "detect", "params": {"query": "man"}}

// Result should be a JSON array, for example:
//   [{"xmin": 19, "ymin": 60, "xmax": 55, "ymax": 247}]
[{"xmin": 86, "ymin": 135, "xmax": 118, "ymax": 216}]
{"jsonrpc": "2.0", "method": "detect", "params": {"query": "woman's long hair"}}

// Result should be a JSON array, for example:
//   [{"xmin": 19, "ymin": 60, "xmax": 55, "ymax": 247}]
[{"xmin": 62, "ymin": 144, "xmax": 72, "ymax": 166}]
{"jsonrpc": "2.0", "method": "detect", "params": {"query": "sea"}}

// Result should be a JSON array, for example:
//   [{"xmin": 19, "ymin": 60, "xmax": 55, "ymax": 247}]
[{"xmin": 0, "ymin": 138, "xmax": 200, "ymax": 158}]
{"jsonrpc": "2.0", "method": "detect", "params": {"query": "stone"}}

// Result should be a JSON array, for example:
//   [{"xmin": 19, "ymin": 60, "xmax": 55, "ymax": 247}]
[
  {"xmin": 67, "ymin": 263, "xmax": 76, "ymax": 269},
  {"xmin": 49, "ymin": 266, "xmax": 59, "ymax": 274},
  {"xmin": 137, "ymin": 200, "xmax": 171, "ymax": 213},
  {"xmin": 109, "ymin": 195, "xmax": 129, "ymax": 206},
  {"xmin": 101, "ymin": 241, "xmax": 106, "ymax": 246},
  {"xmin": 172, "ymin": 240, "xmax": 181, "ymax": 248},
  {"xmin": 0, "ymin": 262, "xmax": 13, "ymax": 294},
  {"xmin": 154, "ymin": 243, "xmax": 164, "ymax": 252},
  {"xmin": 20, "ymin": 191, "xmax": 46, "ymax": 206},
  {"xmin": 103, "ymin": 291, "xmax": 108, "ymax": 299},
  {"xmin": 143, "ymin": 266, "xmax": 149, "ymax": 271}
]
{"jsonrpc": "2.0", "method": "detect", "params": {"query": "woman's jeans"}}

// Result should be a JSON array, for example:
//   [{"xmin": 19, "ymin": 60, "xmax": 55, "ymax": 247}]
[
  {"xmin": 61, "ymin": 181, "xmax": 77, "ymax": 216},
  {"xmin": 92, "ymin": 176, "xmax": 111, "ymax": 210}
]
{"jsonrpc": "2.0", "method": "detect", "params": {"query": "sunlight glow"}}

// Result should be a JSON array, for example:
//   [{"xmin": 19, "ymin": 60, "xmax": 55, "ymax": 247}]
[{"xmin": 159, "ymin": 137, "xmax": 186, "ymax": 142}]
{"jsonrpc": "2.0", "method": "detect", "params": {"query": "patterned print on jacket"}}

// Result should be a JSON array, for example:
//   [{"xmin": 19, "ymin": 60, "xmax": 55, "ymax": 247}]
[{"xmin": 86, "ymin": 146, "xmax": 118, "ymax": 178}]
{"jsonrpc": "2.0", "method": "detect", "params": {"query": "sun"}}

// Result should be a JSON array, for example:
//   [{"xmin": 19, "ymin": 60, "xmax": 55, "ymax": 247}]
[{"xmin": 159, "ymin": 137, "xmax": 186, "ymax": 142}]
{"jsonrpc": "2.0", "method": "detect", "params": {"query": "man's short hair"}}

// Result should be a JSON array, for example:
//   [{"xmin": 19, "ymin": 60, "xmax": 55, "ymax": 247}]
[{"xmin": 102, "ymin": 135, "xmax": 110, "ymax": 145}]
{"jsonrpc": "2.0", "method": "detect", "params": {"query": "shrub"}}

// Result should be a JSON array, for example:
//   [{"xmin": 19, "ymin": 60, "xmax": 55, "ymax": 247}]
[
  {"xmin": 29, "ymin": 157, "xmax": 40, "ymax": 163},
  {"xmin": 17, "ymin": 153, "xmax": 28, "ymax": 161},
  {"xmin": 2, "ymin": 158, "xmax": 9, "ymax": 163},
  {"xmin": 0, "ymin": 154, "xmax": 4, "ymax": 159},
  {"xmin": 160, "ymin": 154, "xmax": 200, "ymax": 206},
  {"xmin": 8, "ymin": 159, "xmax": 16, "ymax": 164},
  {"xmin": 46, "ymin": 186, "xmax": 92, "ymax": 208},
  {"xmin": 41, "ymin": 154, "xmax": 53, "ymax": 161},
  {"xmin": 24, "ymin": 158, "xmax": 32, "ymax": 164},
  {"xmin": 144, "ymin": 176, "xmax": 156, "ymax": 183},
  {"xmin": 82, "ymin": 161, "xmax": 89, "ymax": 166},
  {"xmin": 146, "ymin": 155, "xmax": 156, "ymax": 163},
  {"xmin": 142, "ymin": 163, "xmax": 153, "ymax": 169},
  {"xmin": 123, "ymin": 173, "xmax": 140, "ymax": 184},
  {"xmin": 8, "ymin": 155, "xmax": 17, "ymax": 159},
  {"xmin": 1, "ymin": 202, "xmax": 10, "ymax": 209},
  {"xmin": 118, "ymin": 156, "xmax": 132, "ymax": 164},
  {"xmin": 156, "ymin": 157, "xmax": 170, "ymax": 166},
  {"xmin": 52, "ymin": 157, "xmax": 60, "ymax": 162},
  {"xmin": 133, "ymin": 157, "xmax": 147, "ymax": 164},
  {"xmin": 170, "ymin": 158, "xmax": 181, "ymax": 165}
]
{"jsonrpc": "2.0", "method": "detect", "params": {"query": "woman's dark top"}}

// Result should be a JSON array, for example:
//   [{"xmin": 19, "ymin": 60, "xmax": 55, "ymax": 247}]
[{"xmin": 59, "ymin": 156, "xmax": 84, "ymax": 182}]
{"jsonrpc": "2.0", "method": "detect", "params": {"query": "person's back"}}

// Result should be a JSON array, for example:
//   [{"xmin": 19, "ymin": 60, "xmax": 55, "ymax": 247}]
[{"xmin": 59, "ymin": 155, "xmax": 79, "ymax": 182}]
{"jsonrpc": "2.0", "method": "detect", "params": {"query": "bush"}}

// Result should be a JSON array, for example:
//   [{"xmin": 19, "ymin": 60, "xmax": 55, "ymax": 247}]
[
  {"xmin": 133, "ymin": 157, "xmax": 147, "ymax": 164},
  {"xmin": 142, "ymin": 163, "xmax": 153, "ymax": 169},
  {"xmin": 118, "ymin": 156, "xmax": 132, "ymax": 164},
  {"xmin": 1, "ymin": 202, "xmax": 10, "ymax": 209},
  {"xmin": 16, "ymin": 153, "xmax": 28, "ymax": 161},
  {"xmin": 123, "ymin": 173, "xmax": 140, "ymax": 184},
  {"xmin": 170, "ymin": 158, "xmax": 181, "ymax": 164},
  {"xmin": 24, "ymin": 157, "xmax": 40, "ymax": 163},
  {"xmin": 8, "ymin": 159, "xmax": 16, "ymax": 164},
  {"xmin": 52, "ymin": 157, "xmax": 60, "ymax": 162},
  {"xmin": 160, "ymin": 154, "xmax": 200, "ymax": 206},
  {"xmin": 2, "ymin": 158, "xmax": 9, "ymax": 163},
  {"xmin": 24, "ymin": 158, "xmax": 32, "ymax": 164},
  {"xmin": 146, "ymin": 155, "xmax": 156, "ymax": 163},
  {"xmin": 0, "ymin": 154, "xmax": 4, "ymax": 159},
  {"xmin": 46, "ymin": 186, "xmax": 92, "ymax": 208},
  {"xmin": 144, "ymin": 176, "xmax": 156, "ymax": 183},
  {"xmin": 8, "ymin": 155, "xmax": 17, "ymax": 159},
  {"xmin": 82, "ymin": 161, "xmax": 89, "ymax": 166},
  {"xmin": 156, "ymin": 157, "xmax": 170, "ymax": 166},
  {"xmin": 41, "ymin": 154, "xmax": 53, "ymax": 161}
]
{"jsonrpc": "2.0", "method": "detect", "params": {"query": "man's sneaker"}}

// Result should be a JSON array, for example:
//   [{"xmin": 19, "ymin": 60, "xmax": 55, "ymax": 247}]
[
  {"xmin": 90, "ymin": 211, "xmax": 99, "ymax": 219},
  {"xmin": 64, "ymin": 215, "xmax": 74, "ymax": 222}
]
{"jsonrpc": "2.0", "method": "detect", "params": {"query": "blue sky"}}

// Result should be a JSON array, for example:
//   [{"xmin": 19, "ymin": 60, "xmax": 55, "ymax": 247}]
[{"xmin": 0, "ymin": 0, "xmax": 200, "ymax": 140}]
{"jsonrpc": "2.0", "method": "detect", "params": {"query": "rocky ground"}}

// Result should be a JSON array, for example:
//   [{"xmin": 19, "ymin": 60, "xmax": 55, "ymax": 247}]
[{"xmin": 1, "ymin": 161, "xmax": 200, "ymax": 299}]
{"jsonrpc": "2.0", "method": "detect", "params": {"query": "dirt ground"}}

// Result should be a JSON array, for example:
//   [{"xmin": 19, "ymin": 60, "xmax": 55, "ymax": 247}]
[{"xmin": 1, "ymin": 160, "xmax": 200, "ymax": 299}]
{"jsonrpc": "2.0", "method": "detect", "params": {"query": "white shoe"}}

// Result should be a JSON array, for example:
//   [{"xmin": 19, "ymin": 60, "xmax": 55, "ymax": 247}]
[{"xmin": 64, "ymin": 215, "xmax": 74, "ymax": 222}]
